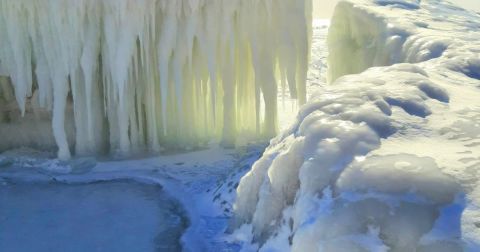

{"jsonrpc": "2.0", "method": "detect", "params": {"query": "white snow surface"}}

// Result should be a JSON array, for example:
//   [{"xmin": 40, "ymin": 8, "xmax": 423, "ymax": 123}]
[
  {"xmin": 234, "ymin": 0, "xmax": 480, "ymax": 251},
  {"xmin": 0, "ymin": 0, "xmax": 311, "ymax": 159}
]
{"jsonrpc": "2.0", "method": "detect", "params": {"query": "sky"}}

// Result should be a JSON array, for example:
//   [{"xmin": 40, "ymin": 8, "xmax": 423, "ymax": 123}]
[{"xmin": 313, "ymin": 0, "xmax": 480, "ymax": 19}]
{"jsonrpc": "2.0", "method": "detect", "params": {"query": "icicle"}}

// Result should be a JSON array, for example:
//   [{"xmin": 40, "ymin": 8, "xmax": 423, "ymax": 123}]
[{"xmin": 0, "ymin": 0, "xmax": 312, "ymax": 158}]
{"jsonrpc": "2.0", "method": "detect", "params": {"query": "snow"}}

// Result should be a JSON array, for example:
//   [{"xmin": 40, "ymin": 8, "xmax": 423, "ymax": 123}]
[
  {"xmin": 0, "ymin": 0, "xmax": 311, "ymax": 159},
  {"xmin": 233, "ymin": 0, "xmax": 480, "ymax": 251}
]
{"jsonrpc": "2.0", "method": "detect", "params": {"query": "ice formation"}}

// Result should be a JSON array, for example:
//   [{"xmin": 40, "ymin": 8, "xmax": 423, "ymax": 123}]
[
  {"xmin": 234, "ymin": 0, "xmax": 480, "ymax": 251},
  {"xmin": 0, "ymin": 0, "xmax": 312, "ymax": 159}
]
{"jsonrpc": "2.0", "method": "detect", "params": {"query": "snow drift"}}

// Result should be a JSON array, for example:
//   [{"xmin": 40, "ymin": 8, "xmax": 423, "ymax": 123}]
[
  {"xmin": 234, "ymin": 0, "xmax": 480, "ymax": 251},
  {"xmin": 0, "ymin": 0, "xmax": 312, "ymax": 159}
]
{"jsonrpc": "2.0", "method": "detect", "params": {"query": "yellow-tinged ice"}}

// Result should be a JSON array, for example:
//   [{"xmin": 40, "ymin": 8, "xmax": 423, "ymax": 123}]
[{"xmin": 0, "ymin": 0, "xmax": 312, "ymax": 159}]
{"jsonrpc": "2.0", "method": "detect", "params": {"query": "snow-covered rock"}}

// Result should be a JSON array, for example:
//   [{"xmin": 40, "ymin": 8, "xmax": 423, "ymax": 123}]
[
  {"xmin": 0, "ymin": 0, "xmax": 312, "ymax": 159},
  {"xmin": 234, "ymin": 0, "xmax": 480, "ymax": 251}
]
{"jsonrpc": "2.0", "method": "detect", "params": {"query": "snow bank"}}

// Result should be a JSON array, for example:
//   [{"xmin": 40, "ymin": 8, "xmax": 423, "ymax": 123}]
[
  {"xmin": 234, "ymin": 0, "xmax": 480, "ymax": 251},
  {"xmin": 0, "ymin": 0, "xmax": 312, "ymax": 159},
  {"xmin": 327, "ymin": 0, "xmax": 478, "ymax": 83}
]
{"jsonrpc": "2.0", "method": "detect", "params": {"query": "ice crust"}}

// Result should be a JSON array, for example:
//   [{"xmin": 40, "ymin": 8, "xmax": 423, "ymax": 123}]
[
  {"xmin": 234, "ymin": 0, "xmax": 480, "ymax": 251},
  {"xmin": 0, "ymin": 0, "xmax": 311, "ymax": 159}
]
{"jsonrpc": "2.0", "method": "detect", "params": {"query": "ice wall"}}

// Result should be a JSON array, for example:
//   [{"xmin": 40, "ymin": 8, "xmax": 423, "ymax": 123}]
[
  {"xmin": 327, "ymin": 0, "xmax": 456, "ymax": 83},
  {"xmin": 0, "ymin": 0, "xmax": 312, "ymax": 159},
  {"xmin": 234, "ymin": 0, "xmax": 480, "ymax": 251}
]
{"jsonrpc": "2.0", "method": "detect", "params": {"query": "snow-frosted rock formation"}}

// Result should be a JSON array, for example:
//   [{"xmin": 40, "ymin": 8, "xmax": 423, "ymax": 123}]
[
  {"xmin": 234, "ymin": 0, "xmax": 480, "ymax": 251},
  {"xmin": 0, "ymin": 0, "xmax": 312, "ymax": 159}
]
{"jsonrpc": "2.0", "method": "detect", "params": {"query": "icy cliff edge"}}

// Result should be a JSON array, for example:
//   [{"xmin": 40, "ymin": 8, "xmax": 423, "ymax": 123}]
[{"xmin": 234, "ymin": 0, "xmax": 480, "ymax": 251}]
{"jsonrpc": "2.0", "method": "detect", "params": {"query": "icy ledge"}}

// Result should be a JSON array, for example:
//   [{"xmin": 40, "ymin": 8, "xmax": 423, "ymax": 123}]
[
  {"xmin": 0, "ymin": 0, "xmax": 311, "ymax": 159},
  {"xmin": 234, "ymin": 0, "xmax": 480, "ymax": 251}
]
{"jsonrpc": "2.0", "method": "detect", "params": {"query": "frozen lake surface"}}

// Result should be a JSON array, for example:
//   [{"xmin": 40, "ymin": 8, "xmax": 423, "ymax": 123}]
[{"xmin": 0, "ymin": 180, "xmax": 188, "ymax": 252}]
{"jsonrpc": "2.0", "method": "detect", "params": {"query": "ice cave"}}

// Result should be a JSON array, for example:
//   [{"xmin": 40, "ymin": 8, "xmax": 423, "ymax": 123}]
[
  {"xmin": 1, "ymin": 0, "xmax": 480, "ymax": 251},
  {"xmin": 0, "ymin": 0, "xmax": 311, "ymax": 159}
]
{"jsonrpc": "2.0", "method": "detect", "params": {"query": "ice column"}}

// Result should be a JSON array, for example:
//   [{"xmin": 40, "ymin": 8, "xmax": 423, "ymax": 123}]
[{"xmin": 0, "ymin": 0, "xmax": 311, "ymax": 159}]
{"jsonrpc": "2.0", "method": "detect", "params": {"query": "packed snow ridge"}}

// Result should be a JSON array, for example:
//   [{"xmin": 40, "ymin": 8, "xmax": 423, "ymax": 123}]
[
  {"xmin": 0, "ymin": 0, "xmax": 311, "ymax": 160},
  {"xmin": 234, "ymin": 0, "xmax": 480, "ymax": 251}
]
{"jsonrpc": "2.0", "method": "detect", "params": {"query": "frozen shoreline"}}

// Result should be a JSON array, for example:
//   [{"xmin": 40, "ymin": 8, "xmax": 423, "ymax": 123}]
[{"xmin": 0, "ymin": 144, "xmax": 265, "ymax": 251}]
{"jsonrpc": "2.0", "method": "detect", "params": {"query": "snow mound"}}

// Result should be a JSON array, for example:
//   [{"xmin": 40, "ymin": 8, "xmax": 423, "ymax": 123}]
[
  {"xmin": 338, "ymin": 154, "xmax": 459, "ymax": 204},
  {"xmin": 234, "ymin": 0, "xmax": 480, "ymax": 251},
  {"xmin": 0, "ymin": 0, "xmax": 311, "ymax": 159},
  {"xmin": 327, "ymin": 0, "xmax": 480, "ymax": 83}
]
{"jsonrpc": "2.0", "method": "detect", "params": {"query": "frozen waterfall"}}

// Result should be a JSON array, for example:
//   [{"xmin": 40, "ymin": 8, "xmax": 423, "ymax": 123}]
[{"xmin": 0, "ymin": 0, "xmax": 312, "ymax": 159}]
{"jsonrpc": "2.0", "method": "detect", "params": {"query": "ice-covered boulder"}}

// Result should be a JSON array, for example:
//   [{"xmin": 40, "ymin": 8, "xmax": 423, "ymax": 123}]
[{"xmin": 234, "ymin": 0, "xmax": 480, "ymax": 251}]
